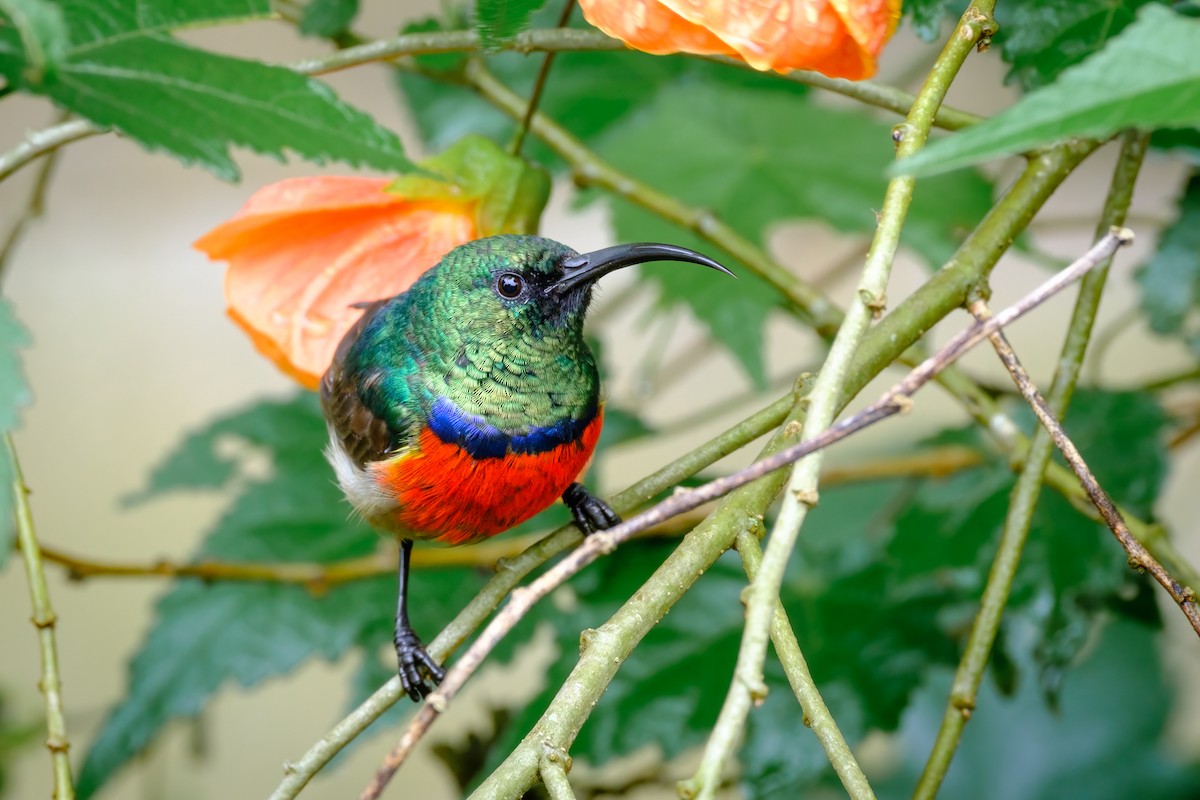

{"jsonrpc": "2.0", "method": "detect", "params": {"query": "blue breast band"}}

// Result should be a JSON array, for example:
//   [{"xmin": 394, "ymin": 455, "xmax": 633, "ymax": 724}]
[{"xmin": 427, "ymin": 395, "xmax": 596, "ymax": 459}]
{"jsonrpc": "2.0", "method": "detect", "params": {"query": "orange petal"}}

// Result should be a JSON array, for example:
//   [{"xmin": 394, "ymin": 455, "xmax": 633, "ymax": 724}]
[
  {"xmin": 196, "ymin": 178, "xmax": 477, "ymax": 388},
  {"xmin": 580, "ymin": 0, "xmax": 899, "ymax": 79},
  {"xmin": 578, "ymin": 0, "xmax": 739, "ymax": 57}
]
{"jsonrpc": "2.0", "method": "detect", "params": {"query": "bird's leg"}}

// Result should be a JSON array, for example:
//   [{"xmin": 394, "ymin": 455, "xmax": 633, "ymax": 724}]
[
  {"xmin": 394, "ymin": 538, "xmax": 445, "ymax": 702},
  {"xmin": 562, "ymin": 482, "xmax": 621, "ymax": 534}
]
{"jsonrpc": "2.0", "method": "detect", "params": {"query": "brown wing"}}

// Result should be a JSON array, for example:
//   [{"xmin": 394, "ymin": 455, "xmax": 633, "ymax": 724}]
[{"xmin": 319, "ymin": 300, "xmax": 397, "ymax": 467}]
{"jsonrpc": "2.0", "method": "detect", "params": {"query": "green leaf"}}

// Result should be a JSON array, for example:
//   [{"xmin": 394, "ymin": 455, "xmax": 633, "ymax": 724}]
[
  {"xmin": 0, "ymin": 301, "xmax": 31, "ymax": 461},
  {"xmin": 1137, "ymin": 171, "xmax": 1200, "ymax": 354},
  {"xmin": 903, "ymin": 0, "xmax": 964, "ymax": 42},
  {"xmin": 0, "ymin": 0, "xmax": 68, "ymax": 83},
  {"xmin": 877, "ymin": 620, "xmax": 1200, "ymax": 800},
  {"xmin": 602, "ymin": 201, "xmax": 781, "ymax": 388},
  {"xmin": 54, "ymin": 0, "xmax": 269, "ymax": 44},
  {"xmin": 475, "ymin": 0, "xmax": 547, "ymax": 47},
  {"xmin": 76, "ymin": 578, "xmax": 394, "ymax": 800},
  {"xmin": 895, "ymin": 5, "xmax": 1200, "ymax": 176},
  {"xmin": 2, "ymin": 0, "xmax": 411, "ymax": 179},
  {"xmin": 388, "ymin": 134, "xmax": 550, "ymax": 235},
  {"xmin": 299, "ymin": 0, "xmax": 358, "ymax": 37},
  {"xmin": 38, "ymin": 35, "xmax": 411, "ymax": 180},
  {"xmin": 590, "ymin": 83, "xmax": 992, "ymax": 380},
  {"xmin": 993, "ymin": 0, "xmax": 1154, "ymax": 90},
  {"xmin": 596, "ymin": 82, "xmax": 992, "ymax": 268},
  {"xmin": 0, "ymin": 300, "xmax": 31, "ymax": 568}
]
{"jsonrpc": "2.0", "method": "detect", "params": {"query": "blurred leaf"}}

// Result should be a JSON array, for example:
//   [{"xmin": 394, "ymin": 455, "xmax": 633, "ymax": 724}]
[
  {"xmin": 388, "ymin": 134, "xmax": 550, "ymax": 236},
  {"xmin": 401, "ymin": 15, "xmax": 471, "ymax": 72},
  {"xmin": 602, "ymin": 204, "xmax": 781, "ymax": 388},
  {"xmin": 0, "ymin": 0, "xmax": 67, "ymax": 82},
  {"xmin": 53, "ymin": 0, "xmax": 269, "ymax": 42},
  {"xmin": 76, "ymin": 395, "xmax": 486, "ymax": 798},
  {"xmin": 596, "ymin": 83, "xmax": 991, "ymax": 266},
  {"xmin": 877, "ymin": 619, "xmax": 1200, "ymax": 800},
  {"xmin": 597, "ymin": 405, "xmax": 655, "ymax": 449},
  {"xmin": 475, "ymin": 0, "xmax": 547, "ymax": 47},
  {"xmin": 993, "ymin": 0, "xmax": 1155, "ymax": 90},
  {"xmin": 1152, "ymin": 128, "xmax": 1200, "ymax": 163},
  {"xmin": 299, "ymin": 0, "xmax": 358, "ymax": 37},
  {"xmin": 1137, "ymin": 171, "xmax": 1200, "ymax": 355},
  {"xmin": 76, "ymin": 576, "xmax": 394, "ymax": 800},
  {"xmin": 896, "ymin": 5, "xmax": 1200, "ymax": 176},
  {"xmin": 0, "ymin": 300, "xmax": 31, "ymax": 567},
  {"xmin": 1, "ymin": 0, "xmax": 412, "ymax": 179},
  {"xmin": 904, "ymin": 0, "xmax": 964, "ymax": 41},
  {"xmin": 592, "ymin": 83, "xmax": 991, "ymax": 381}
]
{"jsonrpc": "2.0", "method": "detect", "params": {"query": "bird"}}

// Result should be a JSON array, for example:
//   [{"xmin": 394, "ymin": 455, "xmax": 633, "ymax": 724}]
[{"xmin": 319, "ymin": 233, "xmax": 733, "ymax": 701}]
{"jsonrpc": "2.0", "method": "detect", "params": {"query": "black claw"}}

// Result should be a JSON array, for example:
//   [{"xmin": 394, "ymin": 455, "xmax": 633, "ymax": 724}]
[
  {"xmin": 395, "ymin": 627, "xmax": 444, "ymax": 702},
  {"xmin": 562, "ymin": 482, "xmax": 622, "ymax": 535},
  {"xmin": 394, "ymin": 538, "xmax": 443, "ymax": 703}
]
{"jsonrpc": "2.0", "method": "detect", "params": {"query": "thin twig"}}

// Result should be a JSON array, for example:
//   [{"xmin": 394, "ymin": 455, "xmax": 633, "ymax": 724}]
[
  {"xmin": 7, "ymin": 435, "xmax": 74, "ymax": 799},
  {"xmin": 0, "ymin": 111, "xmax": 68, "ymax": 285},
  {"xmin": 509, "ymin": 0, "xmax": 576, "ymax": 156},
  {"xmin": 914, "ymin": 131, "xmax": 1151, "ymax": 800},
  {"xmin": 931, "ymin": 363, "xmax": 1200, "ymax": 593},
  {"xmin": 976, "ymin": 306, "xmax": 1200, "ymax": 635},
  {"xmin": 357, "ymin": 230, "xmax": 1132, "ymax": 799},
  {"xmin": 293, "ymin": 28, "xmax": 980, "ymax": 129},
  {"xmin": 34, "ymin": 516, "xmax": 700, "ymax": 587},
  {"xmin": 0, "ymin": 118, "xmax": 98, "ymax": 184},
  {"xmin": 732, "ymin": 529, "xmax": 875, "ymax": 800},
  {"xmin": 268, "ymin": 392, "xmax": 797, "ymax": 800},
  {"xmin": 0, "ymin": 25, "xmax": 981, "ymax": 185},
  {"xmin": 539, "ymin": 747, "xmax": 576, "ymax": 800},
  {"xmin": 687, "ymin": 5, "xmax": 997, "ymax": 795},
  {"xmin": 31, "ymin": 447, "xmax": 980, "ymax": 589}
]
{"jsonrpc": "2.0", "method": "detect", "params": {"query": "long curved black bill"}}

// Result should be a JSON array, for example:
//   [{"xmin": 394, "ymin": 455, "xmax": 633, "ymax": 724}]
[{"xmin": 551, "ymin": 242, "xmax": 735, "ymax": 294}]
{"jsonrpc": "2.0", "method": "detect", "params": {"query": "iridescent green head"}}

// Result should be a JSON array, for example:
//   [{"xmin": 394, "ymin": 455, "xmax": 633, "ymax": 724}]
[{"xmin": 420, "ymin": 234, "xmax": 734, "ymax": 339}]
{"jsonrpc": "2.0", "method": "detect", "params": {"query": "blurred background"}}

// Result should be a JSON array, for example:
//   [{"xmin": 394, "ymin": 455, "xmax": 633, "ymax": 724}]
[{"xmin": 2, "ymin": 3, "xmax": 1199, "ymax": 798}]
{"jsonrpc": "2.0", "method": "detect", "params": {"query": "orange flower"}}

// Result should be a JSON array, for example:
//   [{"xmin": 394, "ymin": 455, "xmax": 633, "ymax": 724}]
[
  {"xmin": 579, "ymin": 0, "xmax": 900, "ymax": 80},
  {"xmin": 195, "ymin": 136, "xmax": 550, "ymax": 389},
  {"xmin": 195, "ymin": 177, "xmax": 476, "ymax": 389}
]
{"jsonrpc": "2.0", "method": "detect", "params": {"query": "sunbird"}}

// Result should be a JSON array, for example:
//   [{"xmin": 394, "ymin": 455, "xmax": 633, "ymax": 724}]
[{"xmin": 320, "ymin": 234, "xmax": 732, "ymax": 701}]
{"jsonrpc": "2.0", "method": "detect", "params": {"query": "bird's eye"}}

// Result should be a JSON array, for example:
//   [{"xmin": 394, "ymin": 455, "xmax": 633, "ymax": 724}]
[{"xmin": 496, "ymin": 273, "xmax": 526, "ymax": 299}]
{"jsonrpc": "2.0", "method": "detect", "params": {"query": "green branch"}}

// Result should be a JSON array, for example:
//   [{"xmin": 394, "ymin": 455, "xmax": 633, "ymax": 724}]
[
  {"xmin": 7, "ymin": 435, "xmax": 74, "ymax": 799},
  {"xmin": 295, "ymin": 27, "xmax": 980, "ymax": 130},
  {"xmin": 0, "ymin": 118, "xmax": 96, "ymax": 183},
  {"xmin": 268, "ymin": 391, "xmax": 797, "ymax": 800},
  {"xmin": 687, "ymin": 5, "xmax": 997, "ymax": 796},
  {"xmin": 0, "ymin": 25, "xmax": 981, "ymax": 185},
  {"xmin": 473, "ymin": 393, "xmax": 812, "ymax": 799},
  {"xmin": 914, "ymin": 131, "xmax": 1151, "ymax": 799},
  {"xmin": 845, "ymin": 136, "xmax": 1101, "ymax": 398},
  {"xmin": 0, "ymin": 110, "xmax": 66, "ymax": 285},
  {"xmin": 728, "ymin": 529, "xmax": 875, "ymax": 800}
]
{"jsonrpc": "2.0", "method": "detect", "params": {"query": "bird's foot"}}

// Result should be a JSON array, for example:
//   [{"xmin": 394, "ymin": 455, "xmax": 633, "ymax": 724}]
[
  {"xmin": 562, "ymin": 482, "xmax": 621, "ymax": 535},
  {"xmin": 394, "ymin": 626, "xmax": 445, "ymax": 702}
]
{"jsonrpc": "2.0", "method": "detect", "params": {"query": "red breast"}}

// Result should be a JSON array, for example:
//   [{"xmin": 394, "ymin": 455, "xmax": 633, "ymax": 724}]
[{"xmin": 371, "ymin": 411, "xmax": 605, "ymax": 545}]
